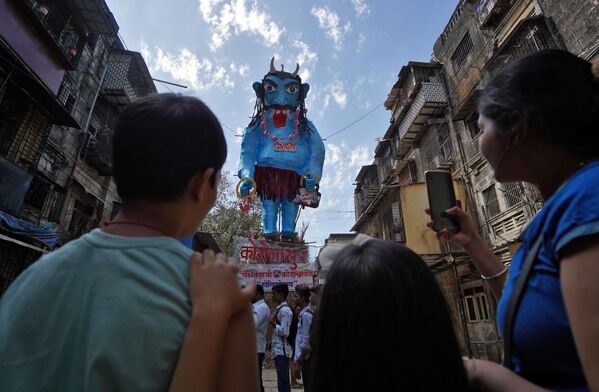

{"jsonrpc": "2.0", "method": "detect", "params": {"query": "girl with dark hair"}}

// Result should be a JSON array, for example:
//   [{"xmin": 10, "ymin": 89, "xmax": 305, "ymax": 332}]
[
  {"xmin": 310, "ymin": 236, "xmax": 471, "ymax": 391},
  {"xmin": 430, "ymin": 50, "xmax": 599, "ymax": 391}
]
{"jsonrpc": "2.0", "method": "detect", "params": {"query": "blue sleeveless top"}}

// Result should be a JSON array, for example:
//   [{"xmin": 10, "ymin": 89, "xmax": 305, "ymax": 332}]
[{"xmin": 496, "ymin": 160, "xmax": 599, "ymax": 392}]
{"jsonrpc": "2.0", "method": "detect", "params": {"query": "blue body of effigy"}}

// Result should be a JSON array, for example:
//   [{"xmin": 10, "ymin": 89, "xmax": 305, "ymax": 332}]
[{"xmin": 238, "ymin": 58, "xmax": 325, "ymax": 240}]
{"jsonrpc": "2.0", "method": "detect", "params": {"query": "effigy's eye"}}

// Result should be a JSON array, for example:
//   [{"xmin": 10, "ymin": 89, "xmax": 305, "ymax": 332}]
[
  {"xmin": 265, "ymin": 84, "xmax": 276, "ymax": 93},
  {"xmin": 287, "ymin": 86, "xmax": 297, "ymax": 94}
]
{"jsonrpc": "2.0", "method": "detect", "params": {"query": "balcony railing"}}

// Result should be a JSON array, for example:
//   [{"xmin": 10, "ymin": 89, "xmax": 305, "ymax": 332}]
[
  {"xmin": 477, "ymin": 0, "xmax": 510, "ymax": 29},
  {"xmin": 101, "ymin": 50, "xmax": 157, "ymax": 106},
  {"xmin": 83, "ymin": 129, "xmax": 112, "ymax": 175},
  {"xmin": 485, "ymin": 17, "xmax": 558, "ymax": 78},
  {"xmin": 25, "ymin": 0, "xmax": 84, "ymax": 69},
  {"xmin": 490, "ymin": 207, "xmax": 527, "ymax": 245},
  {"xmin": 394, "ymin": 82, "xmax": 447, "ymax": 160}
]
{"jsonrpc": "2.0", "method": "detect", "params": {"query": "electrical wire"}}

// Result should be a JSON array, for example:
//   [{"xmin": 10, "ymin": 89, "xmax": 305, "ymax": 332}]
[{"xmin": 323, "ymin": 104, "xmax": 383, "ymax": 140}]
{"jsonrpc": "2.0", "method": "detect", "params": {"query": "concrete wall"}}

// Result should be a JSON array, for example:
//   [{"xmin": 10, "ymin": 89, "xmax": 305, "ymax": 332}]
[{"xmin": 539, "ymin": 0, "xmax": 599, "ymax": 56}]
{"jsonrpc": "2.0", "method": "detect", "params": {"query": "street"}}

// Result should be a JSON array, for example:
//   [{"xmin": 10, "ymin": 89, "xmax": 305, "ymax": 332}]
[{"xmin": 262, "ymin": 368, "xmax": 304, "ymax": 392}]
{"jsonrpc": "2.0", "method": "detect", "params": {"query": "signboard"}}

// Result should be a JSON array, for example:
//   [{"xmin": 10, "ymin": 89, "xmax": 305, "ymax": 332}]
[
  {"xmin": 234, "ymin": 237, "xmax": 316, "ymax": 291},
  {"xmin": 234, "ymin": 237, "xmax": 310, "ymax": 265},
  {"xmin": 239, "ymin": 263, "xmax": 316, "ymax": 291}
]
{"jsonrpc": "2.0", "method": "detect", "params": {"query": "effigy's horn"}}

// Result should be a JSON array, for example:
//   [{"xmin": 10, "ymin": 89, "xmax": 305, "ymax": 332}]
[
  {"xmin": 269, "ymin": 57, "xmax": 276, "ymax": 73},
  {"xmin": 290, "ymin": 63, "xmax": 300, "ymax": 77}
]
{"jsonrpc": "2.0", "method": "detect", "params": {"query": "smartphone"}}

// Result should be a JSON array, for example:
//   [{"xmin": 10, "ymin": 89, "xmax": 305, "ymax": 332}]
[{"xmin": 425, "ymin": 170, "xmax": 460, "ymax": 232}]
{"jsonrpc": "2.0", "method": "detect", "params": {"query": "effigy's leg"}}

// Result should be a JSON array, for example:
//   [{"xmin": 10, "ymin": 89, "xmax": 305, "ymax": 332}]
[
  {"xmin": 261, "ymin": 199, "xmax": 279, "ymax": 239},
  {"xmin": 280, "ymin": 200, "xmax": 300, "ymax": 240}
]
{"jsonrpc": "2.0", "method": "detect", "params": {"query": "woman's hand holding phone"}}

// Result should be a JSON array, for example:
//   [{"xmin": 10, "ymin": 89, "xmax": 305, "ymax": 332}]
[{"xmin": 426, "ymin": 206, "xmax": 482, "ymax": 249}]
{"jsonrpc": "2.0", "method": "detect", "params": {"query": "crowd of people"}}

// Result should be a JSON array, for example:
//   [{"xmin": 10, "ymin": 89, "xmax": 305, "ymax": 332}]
[
  {"xmin": 251, "ymin": 283, "xmax": 320, "ymax": 392},
  {"xmin": 0, "ymin": 49, "xmax": 598, "ymax": 391}
]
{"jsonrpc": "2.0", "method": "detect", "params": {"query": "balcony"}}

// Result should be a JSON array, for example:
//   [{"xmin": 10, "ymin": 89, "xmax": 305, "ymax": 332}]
[
  {"xmin": 395, "ymin": 82, "xmax": 447, "ymax": 159},
  {"xmin": 83, "ymin": 128, "xmax": 112, "ymax": 175},
  {"xmin": 476, "ymin": 0, "xmax": 510, "ymax": 29},
  {"xmin": 489, "ymin": 207, "xmax": 528, "ymax": 246},
  {"xmin": 101, "ymin": 50, "xmax": 157, "ymax": 106},
  {"xmin": 24, "ymin": 0, "xmax": 86, "ymax": 70},
  {"xmin": 484, "ymin": 17, "xmax": 558, "ymax": 79}
]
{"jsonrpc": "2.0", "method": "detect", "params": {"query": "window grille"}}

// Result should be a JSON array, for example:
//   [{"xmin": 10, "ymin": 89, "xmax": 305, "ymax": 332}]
[
  {"xmin": 451, "ymin": 33, "xmax": 474, "ymax": 70},
  {"xmin": 483, "ymin": 185, "xmax": 500, "ymax": 218},
  {"xmin": 501, "ymin": 182, "xmax": 523, "ymax": 209},
  {"xmin": 438, "ymin": 127, "xmax": 453, "ymax": 160},
  {"xmin": 408, "ymin": 160, "xmax": 418, "ymax": 182},
  {"xmin": 464, "ymin": 286, "xmax": 490, "ymax": 322},
  {"xmin": 466, "ymin": 112, "xmax": 481, "ymax": 139}
]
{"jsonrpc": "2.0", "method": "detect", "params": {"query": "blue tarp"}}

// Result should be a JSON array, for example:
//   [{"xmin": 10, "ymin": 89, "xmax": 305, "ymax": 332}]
[{"xmin": 0, "ymin": 210, "xmax": 57, "ymax": 249}]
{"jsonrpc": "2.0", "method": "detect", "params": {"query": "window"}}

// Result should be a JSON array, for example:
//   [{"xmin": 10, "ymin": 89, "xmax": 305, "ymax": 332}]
[
  {"xmin": 466, "ymin": 112, "xmax": 481, "ymax": 139},
  {"xmin": 408, "ymin": 160, "xmax": 418, "ymax": 182},
  {"xmin": 24, "ymin": 176, "xmax": 51, "ymax": 212},
  {"xmin": 437, "ymin": 127, "xmax": 453, "ymax": 160},
  {"xmin": 482, "ymin": 185, "xmax": 500, "ymax": 218},
  {"xmin": 451, "ymin": 33, "xmax": 474, "ymax": 70},
  {"xmin": 64, "ymin": 94, "xmax": 76, "ymax": 114},
  {"xmin": 501, "ymin": 182, "xmax": 523, "ymax": 209},
  {"xmin": 464, "ymin": 286, "xmax": 490, "ymax": 322}
]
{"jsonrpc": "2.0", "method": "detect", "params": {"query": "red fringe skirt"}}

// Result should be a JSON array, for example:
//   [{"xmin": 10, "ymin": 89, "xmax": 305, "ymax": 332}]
[{"xmin": 255, "ymin": 166, "xmax": 301, "ymax": 201}]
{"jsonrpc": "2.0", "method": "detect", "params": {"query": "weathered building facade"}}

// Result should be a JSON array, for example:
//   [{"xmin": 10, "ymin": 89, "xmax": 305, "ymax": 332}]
[
  {"xmin": 351, "ymin": 0, "xmax": 598, "ymax": 360},
  {"xmin": 0, "ymin": 0, "xmax": 155, "ymax": 293},
  {"xmin": 352, "ymin": 61, "xmax": 501, "ymax": 360}
]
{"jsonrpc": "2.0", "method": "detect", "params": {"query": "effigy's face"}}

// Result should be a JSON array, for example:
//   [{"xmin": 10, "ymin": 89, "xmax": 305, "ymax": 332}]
[{"xmin": 262, "ymin": 75, "xmax": 301, "ymax": 110}]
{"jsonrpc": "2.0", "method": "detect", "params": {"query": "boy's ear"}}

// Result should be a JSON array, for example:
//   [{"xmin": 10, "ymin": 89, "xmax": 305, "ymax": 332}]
[{"xmin": 189, "ymin": 168, "xmax": 214, "ymax": 201}]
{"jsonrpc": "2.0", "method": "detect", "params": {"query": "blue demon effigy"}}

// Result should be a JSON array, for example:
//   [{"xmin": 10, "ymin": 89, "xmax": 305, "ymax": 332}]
[{"xmin": 237, "ymin": 57, "xmax": 325, "ymax": 242}]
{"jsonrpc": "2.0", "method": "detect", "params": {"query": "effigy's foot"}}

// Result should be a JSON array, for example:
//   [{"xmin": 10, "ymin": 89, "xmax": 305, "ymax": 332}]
[
  {"xmin": 280, "ymin": 231, "xmax": 298, "ymax": 242},
  {"xmin": 262, "ymin": 232, "xmax": 278, "ymax": 240}
]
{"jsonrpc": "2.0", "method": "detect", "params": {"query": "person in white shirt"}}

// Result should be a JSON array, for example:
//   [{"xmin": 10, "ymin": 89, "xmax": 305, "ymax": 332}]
[
  {"xmin": 292, "ymin": 285, "xmax": 314, "ymax": 391},
  {"xmin": 269, "ymin": 284, "xmax": 293, "ymax": 392},
  {"xmin": 252, "ymin": 284, "xmax": 270, "ymax": 392}
]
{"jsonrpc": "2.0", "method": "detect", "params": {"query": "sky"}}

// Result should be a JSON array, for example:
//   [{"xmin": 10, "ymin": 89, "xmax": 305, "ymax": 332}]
[{"xmin": 105, "ymin": 0, "xmax": 458, "ymax": 248}]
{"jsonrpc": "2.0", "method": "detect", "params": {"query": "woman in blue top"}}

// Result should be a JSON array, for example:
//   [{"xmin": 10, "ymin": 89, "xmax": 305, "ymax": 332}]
[{"xmin": 431, "ymin": 50, "xmax": 599, "ymax": 391}]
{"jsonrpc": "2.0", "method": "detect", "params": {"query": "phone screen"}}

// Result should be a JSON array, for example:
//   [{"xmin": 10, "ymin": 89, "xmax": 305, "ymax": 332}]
[{"xmin": 425, "ymin": 171, "xmax": 459, "ymax": 232}]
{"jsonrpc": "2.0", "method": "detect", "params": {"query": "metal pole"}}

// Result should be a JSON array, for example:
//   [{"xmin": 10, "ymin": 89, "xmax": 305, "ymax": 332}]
[
  {"xmin": 152, "ymin": 78, "xmax": 188, "ymax": 89},
  {"xmin": 450, "ymin": 254, "xmax": 473, "ymax": 358}
]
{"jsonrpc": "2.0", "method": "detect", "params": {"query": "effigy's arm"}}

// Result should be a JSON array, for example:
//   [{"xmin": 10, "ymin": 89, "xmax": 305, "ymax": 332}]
[
  {"xmin": 238, "ymin": 124, "xmax": 260, "ymax": 180},
  {"xmin": 305, "ymin": 121, "xmax": 326, "ymax": 182}
]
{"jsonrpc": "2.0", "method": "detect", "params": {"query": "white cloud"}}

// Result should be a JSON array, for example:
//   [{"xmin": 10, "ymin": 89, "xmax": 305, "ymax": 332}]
[
  {"xmin": 320, "ymin": 142, "xmax": 371, "ymax": 191},
  {"xmin": 141, "ymin": 41, "xmax": 234, "ymax": 92},
  {"xmin": 357, "ymin": 32, "xmax": 366, "ymax": 52},
  {"xmin": 198, "ymin": 0, "xmax": 284, "ymax": 51},
  {"xmin": 230, "ymin": 62, "xmax": 250, "ymax": 77},
  {"xmin": 310, "ymin": 7, "xmax": 350, "ymax": 50},
  {"xmin": 292, "ymin": 40, "xmax": 317, "ymax": 81},
  {"xmin": 351, "ymin": 0, "xmax": 371, "ymax": 17},
  {"xmin": 328, "ymin": 80, "xmax": 348, "ymax": 109}
]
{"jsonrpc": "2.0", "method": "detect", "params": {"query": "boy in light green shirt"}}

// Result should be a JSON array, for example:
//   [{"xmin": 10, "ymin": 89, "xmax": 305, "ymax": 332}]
[{"xmin": 0, "ymin": 94, "xmax": 258, "ymax": 391}]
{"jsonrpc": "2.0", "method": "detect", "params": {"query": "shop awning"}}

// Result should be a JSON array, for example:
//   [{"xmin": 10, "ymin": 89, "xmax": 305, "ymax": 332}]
[{"xmin": 0, "ymin": 210, "xmax": 57, "ymax": 249}]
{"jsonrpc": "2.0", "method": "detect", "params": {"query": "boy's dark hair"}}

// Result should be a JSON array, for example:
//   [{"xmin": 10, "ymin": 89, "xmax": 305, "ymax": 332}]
[
  {"xmin": 272, "ymin": 284, "xmax": 289, "ymax": 297},
  {"xmin": 113, "ymin": 93, "xmax": 227, "ymax": 202},
  {"xmin": 256, "ymin": 284, "xmax": 264, "ymax": 297},
  {"xmin": 479, "ymin": 49, "xmax": 599, "ymax": 159},
  {"xmin": 295, "ymin": 285, "xmax": 311, "ymax": 303},
  {"xmin": 310, "ymin": 284, "xmax": 321, "ymax": 294}
]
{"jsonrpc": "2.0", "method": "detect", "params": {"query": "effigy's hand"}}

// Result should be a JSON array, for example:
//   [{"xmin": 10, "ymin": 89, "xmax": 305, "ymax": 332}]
[
  {"xmin": 305, "ymin": 176, "xmax": 317, "ymax": 192},
  {"xmin": 240, "ymin": 179, "xmax": 254, "ymax": 197}
]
